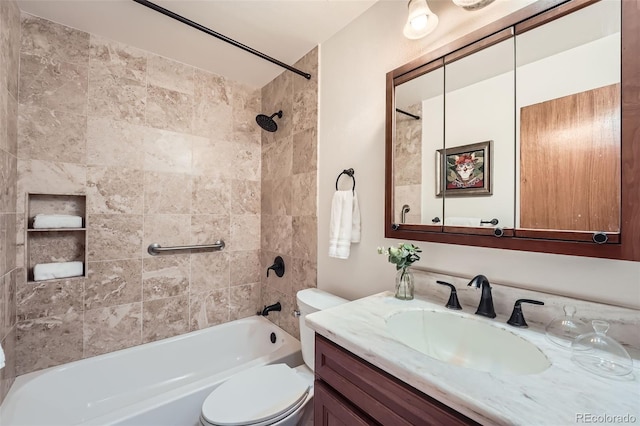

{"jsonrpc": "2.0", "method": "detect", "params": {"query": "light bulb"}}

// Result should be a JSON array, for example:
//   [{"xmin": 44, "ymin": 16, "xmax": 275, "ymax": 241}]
[
  {"xmin": 410, "ymin": 14, "xmax": 428, "ymax": 30},
  {"xmin": 403, "ymin": 0, "xmax": 438, "ymax": 40}
]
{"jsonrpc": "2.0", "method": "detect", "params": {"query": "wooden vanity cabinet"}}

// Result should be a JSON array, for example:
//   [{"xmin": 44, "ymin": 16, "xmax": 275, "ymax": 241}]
[{"xmin": 314, "ymin": 335, "xmax": 479, "ymax": 426}]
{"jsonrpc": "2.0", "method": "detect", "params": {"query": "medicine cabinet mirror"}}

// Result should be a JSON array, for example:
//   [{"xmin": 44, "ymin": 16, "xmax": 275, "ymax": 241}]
[{"xmin": 386, "ymin": 0, "xmax": 640, "ymax": 261}]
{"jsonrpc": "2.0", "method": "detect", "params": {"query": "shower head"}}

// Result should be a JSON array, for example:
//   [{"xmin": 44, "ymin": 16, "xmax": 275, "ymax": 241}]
[{"xmin": 256, "ymin": 110, "xmax": 283, "ymax": 132}]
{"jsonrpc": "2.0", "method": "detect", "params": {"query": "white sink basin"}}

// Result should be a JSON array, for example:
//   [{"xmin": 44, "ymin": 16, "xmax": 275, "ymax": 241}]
[{"xmin": 386, "ymin": 309, "xmax": 551, "ymax": 375}]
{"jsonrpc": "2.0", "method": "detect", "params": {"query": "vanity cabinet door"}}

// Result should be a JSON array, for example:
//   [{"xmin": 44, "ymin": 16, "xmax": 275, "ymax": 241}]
[
  {"xmin": 315, "ymin": 335, "xmax": 479, "ymax": 426},
  {"xmin": 314, "ymin": 380, "xmax": 375, "ymax": 426}
]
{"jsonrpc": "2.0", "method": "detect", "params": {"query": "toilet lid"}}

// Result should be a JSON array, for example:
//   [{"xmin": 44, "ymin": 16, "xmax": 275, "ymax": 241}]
[{"xmin": 201, "ymin": 364, "xmax": 310, "ymax": 426}]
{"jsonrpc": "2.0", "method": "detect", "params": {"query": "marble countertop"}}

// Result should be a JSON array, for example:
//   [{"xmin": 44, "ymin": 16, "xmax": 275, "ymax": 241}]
[{"xmin": 306, "ymin": 292, "xmax": 640, "ymax": 426}]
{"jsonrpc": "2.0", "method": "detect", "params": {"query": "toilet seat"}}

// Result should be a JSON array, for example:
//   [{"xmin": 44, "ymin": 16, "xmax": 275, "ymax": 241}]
[{"xmin": 201, "ymin": 364, "xmax": 310, "ymax": 426}]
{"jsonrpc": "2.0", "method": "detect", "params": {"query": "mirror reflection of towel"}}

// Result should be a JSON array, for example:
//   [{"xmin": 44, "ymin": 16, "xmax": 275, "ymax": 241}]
[
  {"xmin": 444, "ymin": 217, "xmax": 481, "ymax": 227},
  {"xmin": 328, "ymin": 191, "xmax": 360, "ymax": 259}
]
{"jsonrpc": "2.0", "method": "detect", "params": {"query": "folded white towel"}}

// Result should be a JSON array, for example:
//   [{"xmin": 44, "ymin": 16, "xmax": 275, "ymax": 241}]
[
  {"xmin": 0, "ymin": 342, "xmax": 5, "ymax": 370},
  {"xmin": 33, "ymin": 261, "xmax": 83, "ymax": 281},
  {"xmin": 444, "ymin": 217, "xmax": 482, "ymax": 227},
  {"xmin": 33, "ymin": 214, "xmax": 83, "ymax": 229},
  {"xmin": 328, "ymin": 190, "xmax": 361, "ymax": 259}
]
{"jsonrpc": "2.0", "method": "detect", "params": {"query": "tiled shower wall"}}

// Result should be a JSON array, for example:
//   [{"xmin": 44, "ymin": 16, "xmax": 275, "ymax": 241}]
[
  {"xmin": 394, "ymin": 103, "xmax": 422, "ymax": 224},
  {"xmin": 14, "ymin": 14, "xmax": 263, "ymax": 375},
  {"xmin": 0, "ymin": 0, "xmax": 20, "ymax": 405},
  {"xmin": 260, "ymin": 48, "xmax": 318, "ymax": 339}
]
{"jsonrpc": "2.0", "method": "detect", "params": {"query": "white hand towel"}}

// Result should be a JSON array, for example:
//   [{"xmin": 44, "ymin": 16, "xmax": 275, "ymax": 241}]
[
  {"xmin": 444, "ymin": 217, "xmax": 482, "ymax": 227},
  {"xmin": 0, "ymin": 341, "xmax": 5, "ymax": 370},
  {"xmin": 351, "ymin": 191, "xmax": 361, "ymax": 243},
  {"xmin": 328, "ymin": 190, "xmax": 360, "ymax": 259},
  {"xmin": 33, "ymin": 261, "xmax": 84, "ymax": 281},
  {"xmin": 33, "ymin": 214, "xmax": 83, "ymax": 229}
]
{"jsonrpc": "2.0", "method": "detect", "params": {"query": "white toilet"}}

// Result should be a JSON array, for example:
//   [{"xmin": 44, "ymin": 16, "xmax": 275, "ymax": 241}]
[{"xmin": 200, "ymin": 289, "xmax": 347, "ymax": 426}]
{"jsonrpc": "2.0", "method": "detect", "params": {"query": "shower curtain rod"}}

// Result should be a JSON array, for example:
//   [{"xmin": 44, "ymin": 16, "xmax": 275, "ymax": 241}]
[{"xmin": 132, "ymin": 0, "xmax": 312, "ymax": 80}]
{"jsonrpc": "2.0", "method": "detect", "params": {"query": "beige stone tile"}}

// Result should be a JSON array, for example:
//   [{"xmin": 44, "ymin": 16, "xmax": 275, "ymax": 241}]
[
  {"xmin": 190, "ymin": 214, "xmax": 229, "ymax": 246},
  {"xmin": 19, "ymin": 53, "xmax": 88, "ymax": 116},
  {"xmin": 6, "ymin": 93, "xmax": 18, "ymax": 157},
  {"xmin": 191, "ymin": 176, "xmax": 230, "ymax": 215},
  {"xmin": 231, "ymin": 179, "xmax": 260, "ymax": 215},
  {"xmin": 0, "ymin": 329, "xmax": 16, "ymax": 404},
  {"xmin": 142, "ymin": 295, "xmax": 188, "ymax": 343},
  {"xmin": 87, "ymin": 71, "xmax": 146, "ymax": 124},
  {"xmin": 15, "ymin": 311, "xmax": 83, "ymax": 374},
  {"xmin": 231, "ymin": 131, "xmax": 261, "ymax": 181},
  {"xmin": 291, "ymin": 257, "xmax": 317, "ymax": 294},
  {"xmin": 148, "ymin": 55, "xmax": 194, "ymax": 95},
  {"xmin": 143, "ymin": 128, "xmax": 195, "ymax": 174},
  {"xmin": 87, "ymin": 214, "xmax": 143, "ymax": 262},
  {"xmin": 292, "ymin": 90, "xmax": 318, "ymax": 135},
  {"xmin": 6, "ymin": 214, "xmax": 16, "ymax": 272},
  {"xmin": 17, "ymin": 159, "xmax": 86, "ymax": 214},
  {"xmin": 86, "ymin": 166, "xmax": 144, "ymax": 214},
  {"xmin": 2, "ymin": 2, "xmax": 20, "ymax": 99},
  {"xmin": 85, "ymin": 259, "xmax": 142, "ymax": 310},
  {"xmin": 144, "ymin": 171, "xmax": 191, "ymax": 214},
  {"xmin": 261, "ymin": 71, "xmax": 293, "ymax": 141},
  {"xmin": 190, "ymin": 251, "xmax": 229, "ymax": 294},
  {"xmin": 192, "ymin": 69, "xmax": 232, "ymax": 139},
  {"xmin": 261, "ymin": 177, "xmax": 291, "ymax": 216},
  {"xmin": 83, "ymin": 302, "xmax": 142, "ymax": 357},
  {"xmin": 0, "ymin": 272, "xmax": 8, "ymax": 337},
  {"xmin": 232, "ymin": 83, "xmax": 261, "ymax": 134},
  {"xmin": 142, "ymin": 255, "xmax": 189, "ymax": 301},
  {"xmin": 1, "ymin": 88, "xmax": 18, "ymax": 156},
  {"xmin": 146, "ymin": 85, "xmax": 193, "ymax": 134},
  {"xmin": 20, "ymin": 14, "xmax": 89, "ymax": 65},
  {"xmin": 16, "ymin": 277, "xmax": 84, "ymax": 321},
  {"xmin": 292, "ymin": 216, "xmax": 317, "ymax": 261},
  {"xmin": 291, "ymin": 172, "xmax": 316, "ymax": 217},
  {"xmin": 143, "ymin": 214, "xmax": 190, "ymax": 258},
  {"xmin": 262, "ymin": 251, "xmax": 291, "ymax": 295},
  {"xmin": 0, "ymin": 150, "xmax": 17, "ymax": 213},
  {"xmin": 394, "ymin": 185, "xmax": 422, "ymax": 224},
  {"xmin": 279, "ymin": 292, "xmax": 299, "ymax": 339},
  {"xmin": 229, "ymin": 250, "xmax": 260, "ymax": 287},
  {"xmin": 293, "ymin": 46, "xmax": 318, "ymax": 95},
  {"xmin": 230, "ymin": 215, "xmax": 260, "ymax": 252},
  {"xmin": 86, "ymin": 117, "xmax": 145, "ymax": 169},
  {"xmin": 0, "ymin": 216, "xmax": 7, "ymax": 278},
  {"xmin": 6, "ymin": 269, "xmax": 19, "ymax": 331},
  {"xmin": 191, "ymin": 137, "xmax": 232, "ymax": 178},
  {"xmin": 230, "ymin": 283, "xmax": 260, "ymax": 320},
  {"xmin": 189, "ymin": 288, "xmax": 229, "ymax": 331},
  {"xmin": 262, "ymin": 136, "xmax": 292, "ymax": 181},
  {"xmin": 89, "ymin": 35, "xmax": 147, "ymax": 82},
  {"xmin": 17, "ymin": 105, "xmax": 86, "ymax": 164},
  {"xmin": 261, "ymin": 214, "xmax": 292, "ymax": 256},
  {"xmin": 292, "ymin": 127, "xmax": 317, "ymax": 174}
]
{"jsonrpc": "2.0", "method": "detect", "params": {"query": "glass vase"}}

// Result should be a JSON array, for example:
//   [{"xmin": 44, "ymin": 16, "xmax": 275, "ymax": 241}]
[{"xmin": 395, "ymin": 267, "xmax": 414, "ymax": 300}]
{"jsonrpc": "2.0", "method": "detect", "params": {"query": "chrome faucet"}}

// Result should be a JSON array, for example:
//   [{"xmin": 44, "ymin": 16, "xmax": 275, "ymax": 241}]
[{"xmin": 467, "ymin": 275, "xmax": 496, "ymax": 318}]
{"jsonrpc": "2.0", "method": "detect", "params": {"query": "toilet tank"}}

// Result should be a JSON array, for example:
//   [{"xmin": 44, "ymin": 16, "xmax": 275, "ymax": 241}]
[{"xmin": 296, "ymin": 289, "xmax": 347, "ymax": 370}]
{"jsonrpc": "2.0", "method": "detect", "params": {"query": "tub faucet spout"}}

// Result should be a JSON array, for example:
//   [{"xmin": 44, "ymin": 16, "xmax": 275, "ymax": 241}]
[
  {"xmin": 258, "ymin": 302, "xmax": 282, "ymax": 316},
  {"xmin": 467, "ymin": 275, "xmax": 496, "ymax": 318}
]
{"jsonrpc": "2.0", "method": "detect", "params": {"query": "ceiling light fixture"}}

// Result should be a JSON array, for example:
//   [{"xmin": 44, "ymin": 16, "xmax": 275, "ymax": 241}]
[
  {"xmin": 451, "ymin": 0, "xmax": 496, "ymax": 12},
  {"xmin": 403, "ymin": 0, "xmax": 439, "ymax": 40}
]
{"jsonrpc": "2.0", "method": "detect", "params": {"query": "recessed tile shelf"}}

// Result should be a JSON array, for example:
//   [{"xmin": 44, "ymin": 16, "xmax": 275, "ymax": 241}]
[{"xmin": 26, "ymin": 193, "xmax": 87, "ymax": 283}]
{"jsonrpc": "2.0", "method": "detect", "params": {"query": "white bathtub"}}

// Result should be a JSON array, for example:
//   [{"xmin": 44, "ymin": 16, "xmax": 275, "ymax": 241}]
[{"xmin": 0, "ymin": 316, "xmax": 302, "ymax": 426}]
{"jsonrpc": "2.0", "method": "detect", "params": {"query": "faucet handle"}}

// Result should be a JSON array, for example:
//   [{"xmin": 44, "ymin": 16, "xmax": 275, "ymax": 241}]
[
  {"xmin": 507, "ymin": 299, "xmax": 544, "ymax": 328},
  {"xmin": 436, "ymin": 281, "xmax": 462, "ymax": 310}
]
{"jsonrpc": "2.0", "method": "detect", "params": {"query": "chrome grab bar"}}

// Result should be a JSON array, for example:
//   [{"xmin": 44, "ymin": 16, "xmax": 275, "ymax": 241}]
[{"xmin": 147, "ymin": 240, "xmax": 225, "ymax": 256}]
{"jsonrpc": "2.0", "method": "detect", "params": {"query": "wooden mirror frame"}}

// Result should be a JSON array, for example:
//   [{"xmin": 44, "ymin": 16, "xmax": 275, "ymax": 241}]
[{"xmin": 385, "ymin": 0, "xmax": 640, "ymax": 261}]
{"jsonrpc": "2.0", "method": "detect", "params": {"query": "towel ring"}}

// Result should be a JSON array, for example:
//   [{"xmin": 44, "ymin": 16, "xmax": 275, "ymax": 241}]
[{"xmin": 335, "ymin": 168, "xmax": 355, "ymax": 192}]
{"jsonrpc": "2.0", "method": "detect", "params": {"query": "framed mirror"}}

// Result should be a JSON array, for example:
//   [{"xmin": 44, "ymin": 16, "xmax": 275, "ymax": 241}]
[{"xmin": 385, "ymin": 0, "xmax": 640, "ymax": 261}]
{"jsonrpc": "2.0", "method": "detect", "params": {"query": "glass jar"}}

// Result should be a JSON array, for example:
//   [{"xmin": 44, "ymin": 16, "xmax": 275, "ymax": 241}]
[
  {"xmin": 395, "ymin": 267, "xmax": 414, "ymax": 300},
  {"xmin": 545, "ymin": 305, "xmax": 590, "ymax": 349},
  {"xmin": 571, "ymin": 320, "xmax": 633, "ymax": 378}
]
